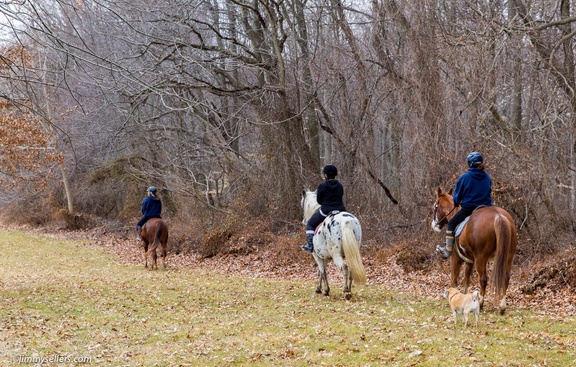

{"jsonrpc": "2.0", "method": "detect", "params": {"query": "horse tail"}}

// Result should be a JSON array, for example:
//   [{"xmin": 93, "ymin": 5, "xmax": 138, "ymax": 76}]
[
  {"xmin": 493, "ymin": 213, "xmax": 513, "ymax": 310},
  {"xmin": 341, "ymin": 219, "xmax": 366, "ymax": 285}
]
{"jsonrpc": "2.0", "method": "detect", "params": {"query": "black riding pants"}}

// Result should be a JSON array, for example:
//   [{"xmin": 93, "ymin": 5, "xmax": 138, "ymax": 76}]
[
  {"xmin": 306, "ymin": 210, "xmax": 326, "ymax": 233},
  {"xmin": 446, "ymin": 206, "xmax": 475, "ymax": 234}
]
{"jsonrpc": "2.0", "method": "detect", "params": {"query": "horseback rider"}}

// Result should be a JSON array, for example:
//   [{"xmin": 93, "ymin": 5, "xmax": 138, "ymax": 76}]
[
  {"xmin": 136, "ymin": 186, "xmax": 162, "ymax": 241},
  {"xmin": 436, "ymin": 152, "xmax": 492, "ymax": 258},
  {"xmin": 301, "ymin": 164, "xmax": 347, "ymax": 253}
]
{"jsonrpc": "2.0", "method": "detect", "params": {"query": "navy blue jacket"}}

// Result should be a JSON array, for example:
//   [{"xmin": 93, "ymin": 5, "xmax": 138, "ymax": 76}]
[
  {"xmin": 141, "ymin": 196, "xmax": 162, "ymax": 217},
  {"xmin": 453, "ymin": 168, "xmax": 492, "ymax": 209},
  {"xmin": 317, "ymin": 179, "xmax": 346, "ymax": 213}
]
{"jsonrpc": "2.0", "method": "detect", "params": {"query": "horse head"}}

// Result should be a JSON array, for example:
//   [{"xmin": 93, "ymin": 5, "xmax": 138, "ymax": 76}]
[{"xmin": 431, "ymin": 187, "xmax": 455, "ymax": 232}]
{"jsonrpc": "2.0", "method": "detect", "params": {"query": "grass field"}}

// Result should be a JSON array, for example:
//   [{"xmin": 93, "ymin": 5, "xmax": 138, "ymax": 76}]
[{"xmin": 0, "ymin": 229, "xmax": 575, "ymax": 366}]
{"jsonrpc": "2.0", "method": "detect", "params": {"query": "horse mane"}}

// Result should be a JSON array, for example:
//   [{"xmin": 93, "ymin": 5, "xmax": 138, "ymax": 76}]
[{"xmin": 302, "ymin": 190, "xmax": 320, "ymax": 223}]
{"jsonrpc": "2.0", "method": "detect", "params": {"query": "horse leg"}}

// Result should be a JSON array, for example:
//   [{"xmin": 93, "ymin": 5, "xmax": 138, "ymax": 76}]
[
  {"xmin": 315, "ymin": 260, "xmax": 329, "ymax": 295},
  {"xmin": 143, "ymin": 242, "xmax": 149, "ymax": 268},
  {"xmin": 475, "ymin": 259, "xmax": 489, "ymax": 308},
  {"xmin": 450, "ymin": 255, "xmax": 463, "ymax": 288},
  {"xmin": 152, "ymin": 248, "xmax": 158, "ymax": 270},
  {"xmin": 462, "ymin": 263, "xmax": 474, "ymax": 293},
  {"xmin": 333, "ymin": 256, "xmax": 352, "ymax": 300},
  {"xmin": 161, "ymin": 243, "xmax": 167, "ymax": 269}
]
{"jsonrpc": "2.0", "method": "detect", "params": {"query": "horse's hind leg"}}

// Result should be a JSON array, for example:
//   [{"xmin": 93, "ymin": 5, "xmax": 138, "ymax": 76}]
[
  {"xmin": 143, "ymin": 242, "xmax": 149, "ymax": 268},
  {"xmin": 334, "ymin": 256, "xmax": 352, "ymax": 300},
  {"xmin": 161, "ymin": 244, "xmax": 167, "ymax": 269},
  {"xmin": 475, "ymin": 259, "xmax": 489, "ymax": 308},
  {"xmin": 150, "ymin": 248, "xmax": 158, "ymax": 270}
]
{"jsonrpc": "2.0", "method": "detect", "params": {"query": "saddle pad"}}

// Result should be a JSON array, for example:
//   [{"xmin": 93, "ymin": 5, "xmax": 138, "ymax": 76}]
[{"xmin": 455, "ymin": 216, "xmax": 470, "ymax": 237}]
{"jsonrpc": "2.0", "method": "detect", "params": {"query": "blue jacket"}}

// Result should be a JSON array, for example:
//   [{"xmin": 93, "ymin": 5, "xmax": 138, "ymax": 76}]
[
  {"xmin": 317, "ymin": 179, "xmax": 346, "ymax": 213},
  {"xmin": 141, "ymin": 196, "xmax": 162, "ymax": 217},
  {"xmin": 453, "ymin": 168, "xmax": 492, "ymax": 209}
]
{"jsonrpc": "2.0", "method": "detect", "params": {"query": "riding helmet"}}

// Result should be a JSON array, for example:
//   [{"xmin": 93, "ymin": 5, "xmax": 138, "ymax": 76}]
[
  {"xmin": 466, "ymin": 152, "xmax": 483, "ymax": 168},
  {"xmin": 322, "ymin": 164, "xmax": 338, "ymax": 178},
  {"xmin": 147, "ymin": 186, "xmax": 158, "ymax": 194}
]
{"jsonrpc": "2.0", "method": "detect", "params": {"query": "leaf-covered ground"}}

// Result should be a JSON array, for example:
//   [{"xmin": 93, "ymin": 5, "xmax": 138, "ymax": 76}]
[
  {"xmin": 38, "ymin": 222, "xmax": 576, "ymax": 317},
  {"xmin": 1, "ymin": 225, "xmax": 576, "ymax": 366}
]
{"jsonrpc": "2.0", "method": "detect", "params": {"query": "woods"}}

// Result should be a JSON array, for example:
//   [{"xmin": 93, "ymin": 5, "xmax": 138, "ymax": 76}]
[{"xmin": 1, "ymin": 0, "xmax": 576, "ymax": 254}]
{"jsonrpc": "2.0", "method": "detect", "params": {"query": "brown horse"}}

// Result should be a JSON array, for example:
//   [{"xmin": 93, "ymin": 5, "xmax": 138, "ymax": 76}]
[
  {"xmin": 431, "ymin": 187, "xmax": 517, "ymax": 314},
  {"xmin": 140, "ymin": 218, "xmax": 169, "ymax": 269}
]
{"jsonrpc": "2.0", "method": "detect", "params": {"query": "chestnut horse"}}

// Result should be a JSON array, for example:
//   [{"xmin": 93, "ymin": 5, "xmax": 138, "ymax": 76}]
[
  {"xmin": 302, "ymin": 190, "xmax": 366, "ymax": 300},
  {"xmin": 431, "ymin": 187, "xmax": 517, "ymax": 314},
  {"xmin": 140, "ymin": 218, "xmax": 169, "ymax": 269}
]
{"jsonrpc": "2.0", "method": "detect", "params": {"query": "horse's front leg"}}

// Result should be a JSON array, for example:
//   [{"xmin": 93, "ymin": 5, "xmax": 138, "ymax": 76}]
[
  {"xmin": 462, "ymin": 263, "xmax": 474, "ymax": 293},
  {"xmin": 450, "ymin": 255, "xmax": 463, "ymax": 288},
  {"xmin": 315, "ymin": 269, "xmax": 329, "ymax": 296},
  {"xmin": 315, "ymin": 259, "xmax": 329, "ymax": 296}
]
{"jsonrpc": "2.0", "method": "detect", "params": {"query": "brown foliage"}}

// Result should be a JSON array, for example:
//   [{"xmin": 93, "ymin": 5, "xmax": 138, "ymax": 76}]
[{"xmin": 0, "ymin": 103, "xmax": 62, "ymax": 188}]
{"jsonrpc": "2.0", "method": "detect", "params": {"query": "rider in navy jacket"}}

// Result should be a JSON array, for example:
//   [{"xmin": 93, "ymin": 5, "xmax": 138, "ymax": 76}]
[
  {"xmin": 301, "ymin": 164, "xmax": 346, "ymax": 253},
  {"xmin": 136, "ymin": 186, "xmax": 162, "ymax": 241},
  {"xmin": 436, "ymin": 152, "xmax": 492, "ymax": 258}
]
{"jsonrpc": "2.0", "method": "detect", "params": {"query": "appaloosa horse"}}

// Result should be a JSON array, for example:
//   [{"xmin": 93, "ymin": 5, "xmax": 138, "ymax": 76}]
[
  {"xmin": 302, "ymin": 190, "xmax": 366, "ymax": 300},
  {"xmin": 140, "ymin": 218, "xmax": 169, "ymax": 269},
  {"xmin": 432, "ymin": 187, "xmax": 517, "ymax": 314}
]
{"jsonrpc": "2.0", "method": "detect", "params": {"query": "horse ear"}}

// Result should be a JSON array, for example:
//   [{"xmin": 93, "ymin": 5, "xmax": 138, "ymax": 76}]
[
  {"xmin": 448, "ymin": 188, "xmax": 453, "ymax": 195},
  {"xmin": 436, "ymin": 187, "xmax": 442, "ymax": 197}
]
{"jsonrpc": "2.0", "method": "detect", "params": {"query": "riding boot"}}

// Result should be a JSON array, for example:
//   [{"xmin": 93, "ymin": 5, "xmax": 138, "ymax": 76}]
[
  {"xmin": 136, "ymin": 226, "xmax": 142, "ymax": 241},
  {"xmin": 301, "ymin": 233, "xmax": 314, "ymax": 253},
  {"xmin": 436, "ymin": 233, "xmax": 454, "ymax": 258}
]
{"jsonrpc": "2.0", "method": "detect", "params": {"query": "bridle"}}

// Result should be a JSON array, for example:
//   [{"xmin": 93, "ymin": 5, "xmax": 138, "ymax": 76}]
[{"xmin": 433, "ymin": 199, "xmax": 457, "ymax": 227}]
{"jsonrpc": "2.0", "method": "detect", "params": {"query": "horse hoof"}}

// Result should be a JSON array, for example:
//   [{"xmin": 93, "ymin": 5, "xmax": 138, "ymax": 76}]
[
  {"xmin": 323, "ymin": 292, "xmax": 330, "ymax": 297},
  {"xmin": 345, "ymin": 293, "xmax": 352, "ymax": 300},
  {"xmin": 315, "ymin": 289, "xmax": 322, "ymax": 294},
  {"xmin": 499, "ymin": 309, "xmax": 506, "ymax": 315}
]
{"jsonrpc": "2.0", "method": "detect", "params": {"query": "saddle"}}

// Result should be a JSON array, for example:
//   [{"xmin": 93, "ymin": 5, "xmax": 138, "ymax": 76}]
[
  {"xmin": 314, "ymin": 210, "xmax": 341, "ymax": 235},
  {"xmin": 454, "ymin": 205, "xmax": 488, "ymax": 237}
]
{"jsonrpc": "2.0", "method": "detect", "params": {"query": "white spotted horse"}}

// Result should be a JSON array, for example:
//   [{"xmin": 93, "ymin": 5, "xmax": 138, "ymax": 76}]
[{"xmin": 301, "ymin": 190, "xmax": 366, "ymax": 300}]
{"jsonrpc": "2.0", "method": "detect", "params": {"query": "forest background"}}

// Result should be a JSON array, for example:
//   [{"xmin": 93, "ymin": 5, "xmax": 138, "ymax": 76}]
[{"xmin": 1, "ymin": 0, "xmax": 576, "ymax": 274}]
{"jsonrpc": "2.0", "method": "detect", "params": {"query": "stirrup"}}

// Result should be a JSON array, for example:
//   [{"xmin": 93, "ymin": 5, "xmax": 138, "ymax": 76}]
[
  {"xmin": 435, "ymin": 244, "xmax": 452, "ymax": 258},
  {"xmin": 301, "ymin": 244, "xmax": 313, "ymax": 253}
]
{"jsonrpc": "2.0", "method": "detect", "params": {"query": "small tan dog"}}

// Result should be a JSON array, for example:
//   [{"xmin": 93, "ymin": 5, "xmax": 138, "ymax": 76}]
[{"xmin": 443, "ymin": 287, "xmax": 480, "ymax": 327}]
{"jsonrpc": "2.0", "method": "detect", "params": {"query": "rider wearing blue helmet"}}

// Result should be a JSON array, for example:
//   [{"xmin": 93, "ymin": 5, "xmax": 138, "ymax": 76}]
[
  {"xmin": 136, "ymin": 186, "xmax": 162, "ymax": 241},
  {"xmin": 301, "ymin": 164, "xmax": 346, "ymax": 253},
  {"xmin": 436, "ymin": 152, "xmax": 492, "ymax": 258}
]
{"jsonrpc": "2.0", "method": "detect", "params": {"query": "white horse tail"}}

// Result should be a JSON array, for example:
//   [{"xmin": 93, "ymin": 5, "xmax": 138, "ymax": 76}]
[{"xmin": 341, "ymin": 219, "xmax": 366, "ymax": 285}]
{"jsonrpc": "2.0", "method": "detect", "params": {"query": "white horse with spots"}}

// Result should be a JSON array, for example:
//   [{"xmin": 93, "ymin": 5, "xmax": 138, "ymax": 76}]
[{"xmin": 301, "ymin": 190, "xmax": 366, "ymax": 300}]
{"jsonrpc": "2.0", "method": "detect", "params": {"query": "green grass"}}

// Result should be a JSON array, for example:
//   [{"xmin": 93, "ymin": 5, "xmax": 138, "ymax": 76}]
[{"xmin": 0, "ymin": 229, "xmax": 575, "ymax": 366}]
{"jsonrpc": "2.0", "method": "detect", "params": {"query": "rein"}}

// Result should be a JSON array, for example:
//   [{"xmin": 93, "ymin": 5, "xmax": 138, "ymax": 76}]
[{"xmin": 434, "ymin": 203, "xmax": 457, "ymax": 225}]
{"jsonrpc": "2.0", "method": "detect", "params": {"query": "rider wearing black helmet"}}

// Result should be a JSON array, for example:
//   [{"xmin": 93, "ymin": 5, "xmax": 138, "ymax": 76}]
[
  {"xmin": 436, "ymin": 152, "xmax": 493, "ymax": 258},
  {"xmin": 301, "ymin": 164, "xmax": 346, "ymax": 253},
  {"xmin": 136, "ymin": 186, "xmax": 162, "ymax": 241}
]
